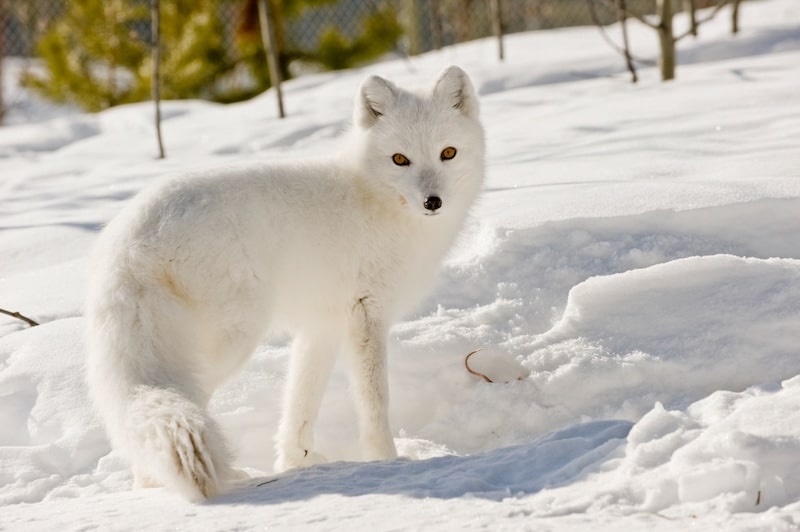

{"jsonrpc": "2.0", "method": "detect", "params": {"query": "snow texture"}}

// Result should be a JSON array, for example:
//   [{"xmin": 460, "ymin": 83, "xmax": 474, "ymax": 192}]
[{"xmin": 2, "ymin": 1, "xmax": 800, "ymax": 529}]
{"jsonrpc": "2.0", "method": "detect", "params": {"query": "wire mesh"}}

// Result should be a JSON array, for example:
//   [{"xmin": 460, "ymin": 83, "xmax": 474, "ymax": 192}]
[{"xmin": 1, "ymin": 0, "xmax": 663, "ymax": 59}]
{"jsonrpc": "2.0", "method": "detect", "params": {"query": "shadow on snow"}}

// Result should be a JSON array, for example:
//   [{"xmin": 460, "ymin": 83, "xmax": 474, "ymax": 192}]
[{"xmin": 213, "ymin": 419, "xmax": 632, "ymax": 505}]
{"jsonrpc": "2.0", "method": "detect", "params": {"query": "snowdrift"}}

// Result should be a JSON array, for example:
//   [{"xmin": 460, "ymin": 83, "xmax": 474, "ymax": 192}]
[{"xmin": 2, "ymin": 0, "xmax": 800, "ymax": 529}]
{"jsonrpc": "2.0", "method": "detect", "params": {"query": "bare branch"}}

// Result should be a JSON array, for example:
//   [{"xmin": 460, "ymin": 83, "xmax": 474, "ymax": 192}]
[
  {"xmin": 616, "ymin": 0, "xmax": 638, "ymax": 82},
  {"xmin": 674, "ymin": 0, "xmax": 731, "ymax": 41},
  {"xmin": 587, "ymin": 0, "xmax": 656, "ymax": 69},
  {"xmin": 0, "ymin": 308, "xmax": 40, "ymax": 327}
]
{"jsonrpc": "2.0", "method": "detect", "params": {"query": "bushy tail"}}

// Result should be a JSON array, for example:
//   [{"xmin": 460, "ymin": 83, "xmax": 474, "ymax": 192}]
[
  {"xmin": 86, "ymin": 263, "xmax": 232, "ymax": 501},
  {"xmin": 124, "ymin": 385, "xmax": 231, "ymax": 501}
]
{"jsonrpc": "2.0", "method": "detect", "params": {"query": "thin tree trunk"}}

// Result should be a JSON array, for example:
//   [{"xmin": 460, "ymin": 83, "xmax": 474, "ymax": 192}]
[
  {"xmin": 429, "ymin": 0, "xmax": 442, "ymax": 50},
  {"xmin": 687, "ymin": 0, "xmax": 698, "ymax": 36},
  {"xmin": 657, "ymin": 0, "xmax": 676, "ymax": 80},
  {"xmin": 0, "ymin": 0, "xmax": 5, "ymax": 125},
  {"xmin": 258, "ymin": 0, "xmax": 285, "ymax": 119},
  {"xmin": 151, "ymin": 0, "xmax": 165, "ymax": 158},
  {"xmin": 405, "ymin": 0, "xmax": 422, "ymax": 55},
  {"xmin": 731, "ymin": 0, "xmax": 741, "ymax": 33},
  {"xmin": 489, "ymin": 0, "xmax": 504, "ymax": 61},
  {"xmin": 616, "ymin": 0, "xmax": 637, "ymax": 82}
]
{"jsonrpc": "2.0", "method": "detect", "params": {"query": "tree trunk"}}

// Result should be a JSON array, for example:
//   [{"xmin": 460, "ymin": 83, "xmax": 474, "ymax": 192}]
[
  {"xmin": 404, "ymin": 0, "xmax": 422, "ymax": 55},
  {"xmin": 429, "ymin": 0, "xmax": 442, "ymax": 50},
  {"xmin": 489, "ymin": 0, "xmax": 504, "ymax": 61},
  {"xmin": 687, "ymin": 0, "xmax": 698, "ymax": 36},
  {"xmin": 731, "ymin": 0, "xmax": 741, "ymax": 34},
  {"xmin": 258, "ymin": 0, "xmax": 285, "ymax": 119},
  {"xmin": 0, "ymin": 0, "xmax": 5, "ymax": 125},
  {"xmin": 657, "ymin": 0, "xmax": 676, "ymax": 81},
  {"xmin": 616, "ymin": 0, "xmax": 637, "ymax": 83},
  {"xmin": 151, "ymin": 0, "xmax": 165, "ymax": 158}
]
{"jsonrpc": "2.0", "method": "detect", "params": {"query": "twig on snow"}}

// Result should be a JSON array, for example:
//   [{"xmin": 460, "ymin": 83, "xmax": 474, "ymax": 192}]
[
  {"xmin": 464, "ymin": 348, "xmax": 525, "ymax": 384},
  {"xmin": 464, "ymin": 348, "xmax": 493, "ymax": 383},
  {"xmin": 0, "ymin": 307, "xmax": 40, "ymax": 327}
]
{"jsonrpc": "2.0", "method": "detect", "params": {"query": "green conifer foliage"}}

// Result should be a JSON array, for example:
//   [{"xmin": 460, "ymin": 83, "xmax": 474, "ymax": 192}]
[
  {"xmin": 23, "ymin": 0, "xmax": 149, "ymax": 111},
  {"xmin": 23, "ymin": 0, "xmax": 405, "ymax": 111},
  {"xmin": 24, "ymin": 0, "xmax": 232, "ymax": 111},
  {"xmin": 139, "ymin": 0, "xmax": 232, "ymax": 101},
  {"xmin": 315, "ymin": 6, "xmax": 402, "ymax": 70}
]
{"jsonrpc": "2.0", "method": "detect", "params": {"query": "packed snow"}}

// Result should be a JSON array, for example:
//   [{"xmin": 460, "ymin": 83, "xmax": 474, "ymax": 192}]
[{"xmin": 2, "ymin": 0, "xmax": 800, "ymax": 529}]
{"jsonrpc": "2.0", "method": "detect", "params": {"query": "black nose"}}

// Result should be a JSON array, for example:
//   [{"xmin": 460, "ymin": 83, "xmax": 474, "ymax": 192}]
[{"xmin": 423, "ymin": 196, "xmax": 442, "ymax": 212}]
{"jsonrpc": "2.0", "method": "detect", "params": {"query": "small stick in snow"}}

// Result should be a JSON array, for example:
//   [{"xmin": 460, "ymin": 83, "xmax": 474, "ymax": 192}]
[
  {"xmin": 0, "ymin": 308, "xmax": 40, "ymax": 327},
  {"xmin": 464, "ymin": 348, "xmax": 526, "ymax": 384},
  {"xmin": 464, "ymin": 348, "xmax": 494, "ymax": 383}
]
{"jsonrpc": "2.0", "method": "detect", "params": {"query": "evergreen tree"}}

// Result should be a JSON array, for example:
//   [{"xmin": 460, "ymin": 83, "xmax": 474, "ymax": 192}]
[
  {"xmin": 23, "ymin": 0, "xmax": 233, "ymax": 111},
  {"xmin": 24, "ymin": 0, "xmax": 405, "ymax": 111},
  {"xmin": 140, "ymin": 0, "xmax": 231, "ymax": 101},
  {"xmin": 22, "ymin": 0, "xmax": 149, "ymax": 111},
  {"xmin": 315, "ymin": 6, "xmax": 402, "ymax": 71}
]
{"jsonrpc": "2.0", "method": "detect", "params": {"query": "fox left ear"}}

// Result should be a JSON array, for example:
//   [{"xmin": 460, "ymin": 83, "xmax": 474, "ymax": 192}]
[
  {"xmin": 433, "ymin": 66, "xmax": 479, "ymax": 120},
  {"xmin": 355, "ymin": 75, "xmax": 397, "ymax": 129}
]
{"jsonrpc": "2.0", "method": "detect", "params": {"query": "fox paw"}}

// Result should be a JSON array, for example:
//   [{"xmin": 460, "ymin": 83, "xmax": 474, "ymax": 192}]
[{"xmin": 274, "ymin": 447, "xmax": 328, "ymax": 473}]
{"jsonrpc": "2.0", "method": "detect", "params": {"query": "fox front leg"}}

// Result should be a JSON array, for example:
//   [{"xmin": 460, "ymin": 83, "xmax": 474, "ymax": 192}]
[
  {"xmin": 346, "ymin": 296, "xmax": 398, "ymax": 461},
  {"xmin": 274, "ymin": 334, "xmax": 336, "ymax": 472}
]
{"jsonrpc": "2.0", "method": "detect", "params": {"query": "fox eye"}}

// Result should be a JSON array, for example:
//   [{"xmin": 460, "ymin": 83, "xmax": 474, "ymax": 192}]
[
  {"xmin": 392, "ymin": 153, "xmax": 410, "ymax": 166},
  {"xmin": 441, "ymin": 147, "xmax": 457, "ymax": 161}
]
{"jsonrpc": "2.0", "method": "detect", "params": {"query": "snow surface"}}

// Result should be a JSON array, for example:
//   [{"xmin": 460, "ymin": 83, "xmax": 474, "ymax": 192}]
[{"xmin": 2, "ymin": 1, "xmax": 800, "ymax": 529}]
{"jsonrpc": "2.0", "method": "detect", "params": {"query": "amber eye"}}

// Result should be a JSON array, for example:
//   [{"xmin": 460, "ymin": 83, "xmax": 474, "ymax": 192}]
[
  {"xmin": 392, "ymin": 153, "xmax": 410, "ymax": 166},
  {"xmin": 441, "ymin": 147, "xmax": 457, "ymax": 161}
]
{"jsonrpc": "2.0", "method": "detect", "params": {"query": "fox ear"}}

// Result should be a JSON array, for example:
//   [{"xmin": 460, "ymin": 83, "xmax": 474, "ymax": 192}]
[
  {"xmin": 355, "ymin": 75, "xmax": 396, "ymax": 128},
  {"xmin": 433, "ymin": 66, "xmax": 479, "ymax": 120}
]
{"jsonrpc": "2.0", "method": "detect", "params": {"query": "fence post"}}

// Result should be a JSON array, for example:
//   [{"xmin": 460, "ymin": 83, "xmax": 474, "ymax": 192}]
[
  {"xmin": 489, "ymin": 0, "xmax": 504, "ymax": 61},
  {"xmin": 258, "ymin": 0, "xmax": 285, "ymax": 119}
]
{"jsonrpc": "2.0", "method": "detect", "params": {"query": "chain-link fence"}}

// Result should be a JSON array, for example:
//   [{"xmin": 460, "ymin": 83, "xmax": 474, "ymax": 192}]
[
  {"xmin": 1, "ymin": 0, "xmax": 667, "ymax": 59},
  {"xmin": 8, "ymin": 0, "xmax": 719, "ymax": 117}
]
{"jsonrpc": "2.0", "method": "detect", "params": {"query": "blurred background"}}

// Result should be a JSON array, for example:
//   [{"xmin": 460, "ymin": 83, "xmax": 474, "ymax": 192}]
[{"xmin": 0, "ymin": 0, "xmax": 727, "ymax": 116}]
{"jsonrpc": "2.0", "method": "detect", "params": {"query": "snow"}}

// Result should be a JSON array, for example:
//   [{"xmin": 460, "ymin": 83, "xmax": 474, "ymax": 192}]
[{"xmin": 2, "ymin": 0, "xmax": 800, "ymax": 529}]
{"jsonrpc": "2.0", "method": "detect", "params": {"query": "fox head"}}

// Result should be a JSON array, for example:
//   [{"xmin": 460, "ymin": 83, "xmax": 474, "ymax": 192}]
[{"xmin": 349, "ymin": 66, "xmax": 485, "ymax": 218}]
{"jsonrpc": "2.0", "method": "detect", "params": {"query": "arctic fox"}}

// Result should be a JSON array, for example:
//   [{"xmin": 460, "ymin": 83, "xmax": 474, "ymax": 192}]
[{"xmin": 85, "ymin": 66, "xmax": 485, "ymax": 500}]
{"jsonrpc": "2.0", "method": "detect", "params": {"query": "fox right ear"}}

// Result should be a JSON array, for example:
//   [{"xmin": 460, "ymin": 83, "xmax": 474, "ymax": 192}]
[
  {"xmin": 355, "ymin": 75, "xmax": 396, "ymax": 128},
  {"xmin": 433, "ymin": 66, "xmax": 479, "ymax": 120}
]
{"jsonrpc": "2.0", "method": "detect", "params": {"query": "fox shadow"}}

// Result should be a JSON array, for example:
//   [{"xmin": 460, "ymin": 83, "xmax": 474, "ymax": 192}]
[{"xmin": 211, "ymin": 419, "xmax": 632, "ymax": 505}]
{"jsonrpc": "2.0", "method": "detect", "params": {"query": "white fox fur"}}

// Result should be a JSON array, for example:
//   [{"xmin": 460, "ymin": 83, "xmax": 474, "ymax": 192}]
[{"xmin": 85, "ymin": 66, "xmax": 485, "ymax": 500}]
